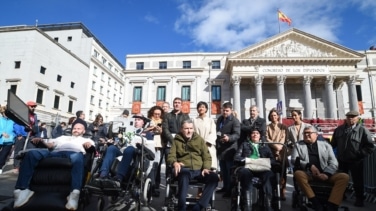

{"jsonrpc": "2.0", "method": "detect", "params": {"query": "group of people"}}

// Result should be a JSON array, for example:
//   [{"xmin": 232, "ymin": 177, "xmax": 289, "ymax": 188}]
[{"xmin": 3, "ymin": 97, "xmax": 375, "ymax": 211}]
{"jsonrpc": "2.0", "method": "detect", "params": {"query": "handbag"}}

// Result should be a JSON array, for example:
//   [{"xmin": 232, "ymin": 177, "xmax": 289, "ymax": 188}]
[{"xmin": 245, "ymin": 158, "xmax": 271, "ymax": 172}]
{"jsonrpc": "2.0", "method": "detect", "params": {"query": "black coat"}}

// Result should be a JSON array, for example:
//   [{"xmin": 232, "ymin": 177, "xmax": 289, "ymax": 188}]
[
  {"xmin": 241, "ymin": 116, "xmax": 267, "ymax": 143},
  {"xmin": 234, "ymin": 140, "xmax": 277, "ymax": 166},
  {"xmin": 216, "ymin": 114, "xmax": 241, "ymax": 160}
]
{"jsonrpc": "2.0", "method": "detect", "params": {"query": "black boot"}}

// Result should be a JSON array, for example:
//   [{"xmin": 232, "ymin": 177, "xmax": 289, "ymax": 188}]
[
  {"xmin": 326, "ymin": 202, "xmax": 339, "ymax": 211},
  {"xmin": 242, "ymin": 190, "xmax": 252, "ymax": 211},
  {"xmin": 309, "ymin": 197, "xmax": 324, "ymax": 211},
  {"xmin": 264, "ymin": 194, "xmax": 273, "ymax": 211}
]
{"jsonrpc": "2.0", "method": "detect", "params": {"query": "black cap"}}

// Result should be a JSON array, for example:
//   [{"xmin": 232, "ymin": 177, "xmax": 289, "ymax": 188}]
[
  {"xmin": 72, "ymin": 118, "xmax": 87, "ymax": 130},
  {"xmin": 345, "ymin": 110, "xmax": 359, "ymax": 116}
]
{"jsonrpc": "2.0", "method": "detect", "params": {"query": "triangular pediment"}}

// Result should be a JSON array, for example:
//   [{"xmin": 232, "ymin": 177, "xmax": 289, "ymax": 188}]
[{"xmin": 228, "ymin": 28, "xmax": 364, "ymax": 60}]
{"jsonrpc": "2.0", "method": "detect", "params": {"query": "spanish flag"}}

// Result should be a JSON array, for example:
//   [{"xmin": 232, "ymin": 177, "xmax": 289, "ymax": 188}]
[{"xmin": 278, "ymin": 10, "xmax": 292, "ymax": 26}]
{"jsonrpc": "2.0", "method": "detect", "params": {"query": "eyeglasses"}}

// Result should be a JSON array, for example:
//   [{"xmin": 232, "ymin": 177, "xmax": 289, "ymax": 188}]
[{"xmin": 304, "ymin": 132, "xmax": 316, "ymax": 135}]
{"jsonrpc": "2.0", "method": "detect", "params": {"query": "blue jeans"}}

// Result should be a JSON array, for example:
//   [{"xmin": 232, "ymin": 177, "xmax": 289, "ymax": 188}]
[
  {"xmin": 99, "ymin": 145, "xmax": 122, "ymax": 177},
  {"xmin": 219, "ymin": 159, "xmax": 234, "ymax": 192},
  {"xmin": 116, "ymin": 146, "xmax": 136, "ymax": 181},
  {"xmin": 176, "ymin": 168, "xmax": 219, "ymax": 211},
  {"xmin": 15, "ymin": 149, "xmax": 84, "ymax": 190}
]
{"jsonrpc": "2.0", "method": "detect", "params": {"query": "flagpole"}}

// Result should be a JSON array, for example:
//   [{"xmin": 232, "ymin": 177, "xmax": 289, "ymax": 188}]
[{"xmin": 277, "ymin": 10, "xmax": 281, "ymax": 33}]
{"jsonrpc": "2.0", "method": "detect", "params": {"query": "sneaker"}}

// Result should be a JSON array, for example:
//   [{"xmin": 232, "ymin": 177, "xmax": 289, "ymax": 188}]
[
  {"xmin": 65, "ymin": 189, "xmax": 80, "ymax": 210},
  {"xmin": 14, "ymin": 189, "xmax": 34, "ymax": 208}
]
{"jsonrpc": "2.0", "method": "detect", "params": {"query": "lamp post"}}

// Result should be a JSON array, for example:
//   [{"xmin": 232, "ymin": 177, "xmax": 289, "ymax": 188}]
[{"xmin": 208, "ymin": 62, "xmax": 212, "ymax": 117}]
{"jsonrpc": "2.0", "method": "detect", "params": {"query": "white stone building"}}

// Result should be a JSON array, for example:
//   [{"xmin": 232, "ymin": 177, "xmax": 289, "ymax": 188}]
[
  {"xmin": 0, "ymin": 23, "xmax": 125, "ymax": 126},
  {"xmin": 125, "ymin": 29, "xmax": 376, "ymax": 124}
]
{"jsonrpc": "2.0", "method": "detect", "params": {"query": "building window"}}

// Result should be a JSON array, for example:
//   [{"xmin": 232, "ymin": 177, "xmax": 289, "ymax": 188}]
[
  {"xmin": 54, "ymin": 37, "xmax": 59, "ymax": 42},
  {"xmin": 181, "ymin": 86, "xmax": 191, "ymax": 101},
  {"xmin": 212, "ymin": 85, "xmax": 221, "ymax": 101},
  {"xmin": 114, "ymin": 82, "xmax": 117, "ymax": 90},
  {"xmin": 93, "ymin": 49, "xmax": 99, "ymax": 58},
  {"xmin": 106, "ymin": 103, "xmax": 109, "ymax": 111},
  {"xmin": 91, "ymin": 81, "xmax": 96, "ymax": 90},
  {"xmin": 57, "ymin": 75, "xmax": 62, "ymax": 82},
  {"xmin": 119, "ymin": 97, "xmax": 122, "ymax": 105},
  {"xmin": 99, "ymin": 99, "xmax": 102, "ymax": 108},
  {"xmin": 100, "ymin": 86, "xmax": 103, "ymax": 94},
  {"xmin": 102, "ymin": 57, "xmax": 107, "ymax": 65},
  {"xmin": 157, "ymin": 86, "xmax": 166, "ymax": 101},
  {"xmin": 183, "ymin": 61, "xmax": 191, "ymax": 69},
  {"xmin": 68, "ymin": 100, "xmax": 73, "ymax": 113},
  {"xmin": 107, "ymin": 90, "xmax": 110, "ymax": 98},
  {"xmin": 93, "ymin": 66, "xmax": 97, "ymax": 75},
  {"xmin": 159, "ymin": 61, "xmax": 167, "ymax": 69},
  {"xmin": 71, "ymin": 82, "xmax": 75, "ymax": 88},
  {"xmin": 133, "ymin": 87, "xmax": 142, "ymax": 101},
  {"xmin": 101, "ymin": 72, "xmax": 105, "ymax": 81},
  {"xmin": 120, "ymin": 86, "xmax": 123, "ymax": 94},
  {"xmin": 36, "ymin": 89, "xmax": 44, "ymax": 104},
  {"xmin": 108, "ymin": 63, "xmax": 113, "ymax": 70},
  {"xmin": 108, "ymin": 77, "xmax": 111, "ymax": 86},
  {"xmin": 10, "ymin": 85, "xmax": 17, "ymax": 94},
  {"xmin": 89, "ymin": 110, "xmax": 93, "ymax": 120},
  {"xmin": 67, "ymin": 36, "xmax": 72, "ymax": 41},
  {"xmin": 90, "ymin": 95, "xmax": 94, "ymax": 104},
  {"xmin": 113, "ymin": 94, "xmax": 116, "ymax": 102},
  {"xmin": 212, "ymin": 60, "xmax": 221, "ymax": 69},
  {"xmin": 15, "ymin": 61, "xmax": 21, "ymax": 69},
  {"xmin": 40, "ymin": 66, "xmax": 46, "ymax": 74},
  {"xmin": 53, "ymin": 95, "xmax": 60, "ymax": 109},
  {"xmin": 136, "ymin": 62, "xmax": 144, "ymax": 70}
]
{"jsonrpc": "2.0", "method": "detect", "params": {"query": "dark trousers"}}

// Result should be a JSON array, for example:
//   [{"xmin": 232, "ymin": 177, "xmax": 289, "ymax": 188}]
[
  {"xmin": 219, "ymin": 159, "xmax": 234, "ymax": 192},
  {"xmin": 237, "ymin": 167, "xmax": 274, "ymax": 195},
  {"xmin": 176, "ymin": 168, "xmax": 219, "ymax": 211},
  {"xmin": 0, "ymin": 145, "xmax": 13, "ymax": 169},
  {"xmin": 339, "ymin": 161, "xmax": 364, "ymax": 200},
  {"xmin": 156, "ymin": 147, "xmax": 168, "ymax": 186}
]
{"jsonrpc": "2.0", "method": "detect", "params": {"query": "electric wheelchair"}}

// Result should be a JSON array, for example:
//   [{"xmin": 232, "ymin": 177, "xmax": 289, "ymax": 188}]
[
  {"xmin": 291, "ymin": 157, "xmax": 350, "ymax": 211},
  {"xmin": 162, "ymin": 167, "xmax": 218, "ymax": 211},
  {"xmin": 230, "ymin": 142, "xmax": 287, "ymax": 211},
  {"xmin": 83, "ymin": 129, "xmax": 156, "ymax": 211},
  {"xmin": 12, "ymin": 130, "xmax": 95, "ymax": 211}
]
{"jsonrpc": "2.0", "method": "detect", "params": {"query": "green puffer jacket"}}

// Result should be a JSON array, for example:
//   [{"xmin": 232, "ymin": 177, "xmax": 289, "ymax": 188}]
[{"xmin": 167, "ymin": 132, "xmax": 212, "ymax": 170}]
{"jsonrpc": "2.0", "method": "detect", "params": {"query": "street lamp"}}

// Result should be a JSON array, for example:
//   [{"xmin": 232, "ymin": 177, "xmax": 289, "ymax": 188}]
[{"xmin": 208, "ymin": 62, "xmax": 212, "ymax": 117}]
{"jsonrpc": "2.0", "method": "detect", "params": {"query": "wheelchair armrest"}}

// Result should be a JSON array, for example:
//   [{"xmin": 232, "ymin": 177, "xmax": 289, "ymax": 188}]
[{"xmin": 234, "ymin": 158, "xmax": 245, "ymax": 166}]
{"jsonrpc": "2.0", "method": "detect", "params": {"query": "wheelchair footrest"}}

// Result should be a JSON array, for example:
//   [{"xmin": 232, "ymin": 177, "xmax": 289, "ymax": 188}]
[{"xmin": 85, "ymin": 178, "xmax": 122, "ymax": 196}]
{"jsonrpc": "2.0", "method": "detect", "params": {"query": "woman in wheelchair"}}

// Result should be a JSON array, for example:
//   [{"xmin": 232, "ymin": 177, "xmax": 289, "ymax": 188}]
[
  {"xmin": 233, "ymin": 128, "xmax": 276, "ymax": 211},
  {"xmin": 292, "ymin": 125, "xmax": 349, "ymax": 211}
]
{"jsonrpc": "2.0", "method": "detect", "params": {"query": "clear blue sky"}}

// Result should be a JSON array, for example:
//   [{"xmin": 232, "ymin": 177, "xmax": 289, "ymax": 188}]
[{"xmin": 1, "ymin": 0, "xmax": 376, "ymax": 66}]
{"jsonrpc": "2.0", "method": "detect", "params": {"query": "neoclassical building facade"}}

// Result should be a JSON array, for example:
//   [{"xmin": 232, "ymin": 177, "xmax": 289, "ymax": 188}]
[{"xmin": 124, "ymin": 28, "xmax": 376, "ymax": 122}]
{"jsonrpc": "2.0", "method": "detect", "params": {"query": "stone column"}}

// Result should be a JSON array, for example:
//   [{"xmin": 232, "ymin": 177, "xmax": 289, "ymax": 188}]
[
  {"xmin": 325, "ymin": 75, "xmax": 336, "ymax": 119},
  {"xmin": 347, "ymin": 75, "xmax": 359, "ymax": 112},
  {"xmin": 232, "ymin": 75, "xmax": 241, "ymax": 118},
  {"xmin": 276, "ymin": 75, "xmax": 287, "ymax": 117},
  {"xmin": 255, "ymin": 75, "xmax": 264, "ymax": 117},
  {"xmin": 303, "ymin": 76, "xmax": 313, "ymax": 119}
]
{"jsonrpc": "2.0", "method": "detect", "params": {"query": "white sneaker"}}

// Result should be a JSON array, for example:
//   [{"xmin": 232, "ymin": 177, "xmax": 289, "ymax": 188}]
[
  {"xmin": 65, "ymin": 189, "xmax": 80, "ymax": 210},
  {"xmin": 14, "ymin": 189, "xmax": 34, "ymax": 208}
]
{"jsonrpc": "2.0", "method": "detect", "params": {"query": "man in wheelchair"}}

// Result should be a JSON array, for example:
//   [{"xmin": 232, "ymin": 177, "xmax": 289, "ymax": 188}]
[
  {"xmin": 13, "ymin": 118, "xmax": 95, "ymax": 210},
  {"xmin": 234, "ymin": 128, "xmax": 276, "ymax": 211},
  {"xmin": 167, "ymin": 119, "xmax": 219, "ymax": 211},
  {"xmin": 292, "ymin": 125, "xmax": 349, "ymax": 211}
]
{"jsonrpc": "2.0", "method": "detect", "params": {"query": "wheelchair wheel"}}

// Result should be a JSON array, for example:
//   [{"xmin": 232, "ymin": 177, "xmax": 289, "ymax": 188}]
[
  {"xmin": 143, "ymin": 178, "xmax": 152, "ymax": 204},
  {"xmin": 97, "ymin": 196, "xmax": 105, "ymax": 211}
]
